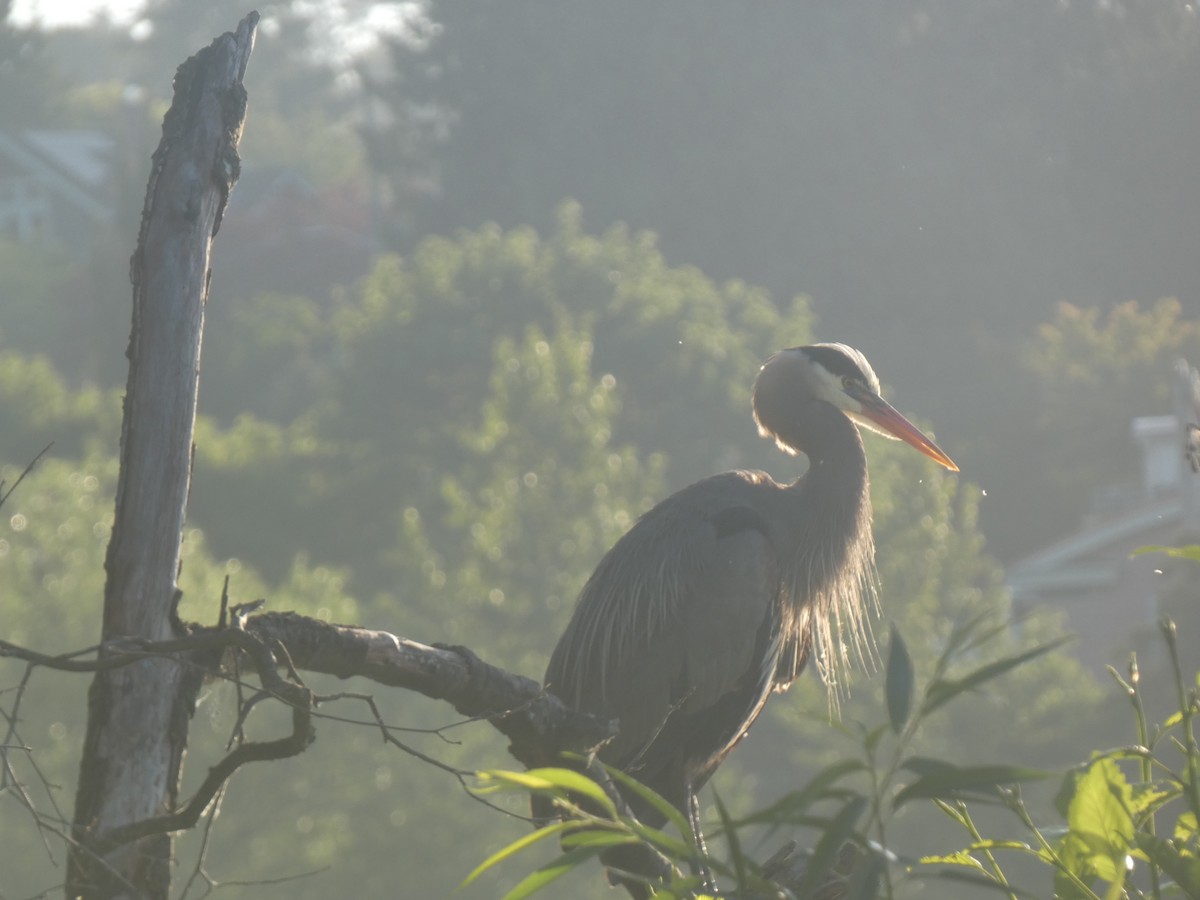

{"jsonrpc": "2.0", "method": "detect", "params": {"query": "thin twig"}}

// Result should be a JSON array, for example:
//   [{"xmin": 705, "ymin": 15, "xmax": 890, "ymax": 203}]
[{"xmin": 0, "ymin": 443, "xmax": 53, "ymax": 511}]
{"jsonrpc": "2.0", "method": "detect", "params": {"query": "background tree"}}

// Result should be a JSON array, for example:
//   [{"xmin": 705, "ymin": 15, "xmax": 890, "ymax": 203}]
[
  {"xmin": 366, "ymin": 0, "xmax": 1200, "ymax": 559},
  {"xmin": 1, "ymin": 209, "xmax": 1100, "ymax": 897},
  {"xmin": 973, "ymin": 299, "xmax": 1200, "ymax": 559},
  {"xmin": 5, "ymin": 1, "xmax": 1193, "ymax": 895}
]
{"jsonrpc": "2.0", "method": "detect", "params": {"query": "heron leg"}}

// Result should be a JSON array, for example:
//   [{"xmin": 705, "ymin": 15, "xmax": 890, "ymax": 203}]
[{"xmin": 686, "ymin": 785, "xmax": 718, "ymax": 895}]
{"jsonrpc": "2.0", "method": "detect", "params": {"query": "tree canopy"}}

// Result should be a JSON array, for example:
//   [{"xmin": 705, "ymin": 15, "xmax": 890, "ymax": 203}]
[
  {"xmin": 4, "ymin": 2, "xmax": 1198, "ymax": 895},
  {"xmin": 0, "ymin": 208, "xmax": 1100, "ymax": 897}
]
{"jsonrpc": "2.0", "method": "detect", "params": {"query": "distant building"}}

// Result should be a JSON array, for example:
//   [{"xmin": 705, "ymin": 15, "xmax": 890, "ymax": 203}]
[
  {"xmin": 0, "ymin": 127, "xmax": 379, "ymax": 297},
  {"xmin": 1007, "ymin": 372, "xmax": 1200, "ymax": 675},
  {"xmin": 0, "ymin": 129, "xmax": 116, "ymax": 247}
]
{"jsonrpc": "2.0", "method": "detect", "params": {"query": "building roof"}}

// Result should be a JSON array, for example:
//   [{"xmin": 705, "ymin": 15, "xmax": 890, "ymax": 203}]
[{"xmin": 0, "ymin": 129, "xmax": 115, "ymax": 223}]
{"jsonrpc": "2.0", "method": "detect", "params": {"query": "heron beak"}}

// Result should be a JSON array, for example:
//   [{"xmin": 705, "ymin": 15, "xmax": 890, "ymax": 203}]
[{"xmin": 854, "ymin": 390, "xmax": 959, "ymax": 472}]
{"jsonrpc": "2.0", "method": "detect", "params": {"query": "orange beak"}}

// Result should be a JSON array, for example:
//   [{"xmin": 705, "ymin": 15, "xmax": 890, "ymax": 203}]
[{"xmin": 853, "ymin": 389, "xmax": 959, "ymax": 472}]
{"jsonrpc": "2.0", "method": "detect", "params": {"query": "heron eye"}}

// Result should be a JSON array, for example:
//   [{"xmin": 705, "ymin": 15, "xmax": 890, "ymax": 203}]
[{"xmin": 841, "ymin": 376, "xmax": 857, "ymax": 392}]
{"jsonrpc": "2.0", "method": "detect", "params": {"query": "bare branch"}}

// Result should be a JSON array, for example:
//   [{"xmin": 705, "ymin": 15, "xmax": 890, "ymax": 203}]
[
  {"xmin": 94, "ymin": 623, "xmax": 314, "ymax": 851},
  {"xmin": 243, "ymin": 611, "xmax": 615, "ymax": 768},
  {"xmin": 0, "ymin": 442, "xmax": 52, "ymax": 511}
]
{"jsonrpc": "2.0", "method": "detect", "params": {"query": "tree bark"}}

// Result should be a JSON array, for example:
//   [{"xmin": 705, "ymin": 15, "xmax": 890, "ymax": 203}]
[{"xmin": 67, "ymin": 15, "xmax": 258, "ymax": 899}]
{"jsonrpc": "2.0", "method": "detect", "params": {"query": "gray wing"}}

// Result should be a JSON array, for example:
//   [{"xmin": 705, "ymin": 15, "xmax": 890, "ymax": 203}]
[{"xmin": 544, "ymin": 476, "xmax": 782, "ymax": 772}]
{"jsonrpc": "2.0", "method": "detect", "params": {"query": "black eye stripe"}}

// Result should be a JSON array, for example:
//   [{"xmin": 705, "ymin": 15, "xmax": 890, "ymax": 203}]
[{"xmin": 796, "ymin": 344, "xmax": 869, "ymax": 382}]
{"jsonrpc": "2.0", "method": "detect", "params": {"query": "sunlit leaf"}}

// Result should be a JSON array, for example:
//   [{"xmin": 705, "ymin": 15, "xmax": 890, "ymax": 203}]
[
  {"xmin": 560, "ymin": 830, "xmax": 639, "ymax": 850},
  {"xmin": 460, "ymin": 822, "xmax": 568, "ymax": 888},
  {"xmin": 1128, "ymin": 781, "xmax": 1174, "ymax": 819},
  {"xmin": 501, "ymin": 846, "xmax": 610, "ymax": 900},
  {"xmin": 604, "ymin": 765, "xmax": 693, "ymax": 845},
  {"xmin": 920, "ymin": 850, "xmax": 987, "ymax": 869},
  {"xmin": 1131, "ymin": 545, "xmax": 1200, "ymax": 561},
  {"xmin": 624, "ymin": 819, "xmax": 695, "ymax": 861},
  {"xmin": 1176, "ymin": 812, "xmax": 1198, "ymax": 843},
  {"xmin": 1063, "ymin": 758, "xmax": 1134, "ymax": 890},
  {"xmin": 968, "ymin": 839, "xmax": 1034, "ymax": 852},
  {"xmin": 1053, "ymin": 831, "xmax": 1104, "ymax": 900},
  {"xmin": 477, "ymin": 767, "xmax": 617, "ymax": 816},
  {"xmin": 1055, "ymin": 750, "xmax": 1150, "ymax": 818},
  {"xmin": 1135, "ymin": 833, "xmax": 1200, "ymax": 898}
]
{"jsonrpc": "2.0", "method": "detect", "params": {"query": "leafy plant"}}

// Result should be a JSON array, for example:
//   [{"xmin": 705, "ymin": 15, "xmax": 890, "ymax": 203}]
[
  {"xmin": 470, "ymin": 582, "xmax": 1200, "ymax": 899},
  {"xmin": 927, "ymin": 616, "xmax": 1200, "ymax": 900},
  {"xmin": 469, "ymin": 615, "xmax": 1065, "ymax": 898}
]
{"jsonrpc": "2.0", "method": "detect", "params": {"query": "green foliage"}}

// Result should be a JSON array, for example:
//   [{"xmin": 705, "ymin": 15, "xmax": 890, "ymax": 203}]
[
  {"xmin": 476, "ymin": 615, "xmax": 1200, "ymax": 899},
  {"xmin": 926, "ymin": 618, "xmax": 1200, "ymax": 900},
  {"xmin": 389, "ymin": 324, "xmax": 666, "ymax": 670},
  {"xmin": 0, "ymin": 449, "xmax": 361, "ymax": 899},
  {"xmin": 0, "ymin": 232, "xmax": 134, "ymax": 387},
  {"xmin": 0, "ymin": 352, "xmax": 120, "ymax": 462},
  {"xmin": 470, "ymin": 618, "xmax": 1066, "ymax": 898},
  {"xmin": 13, "ymin": 4, "xmax": 1200, "ymax": 894},
  {"xmin": 1134, "ymin": 546, "xmax": 1200, "ymax": 563},
  {"xmin": 0, "ymin": 211, "xmax": 1096, "ymax": 898},
  {"xmin": 194, "ymin": 209, "xmax": 812, "ymax": 630}
]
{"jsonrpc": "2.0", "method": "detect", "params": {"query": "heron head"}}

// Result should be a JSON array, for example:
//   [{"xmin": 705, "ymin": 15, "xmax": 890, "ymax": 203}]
[{"xmin": 754, "ymin": 343, "xmax": 958, "ymax": 471}]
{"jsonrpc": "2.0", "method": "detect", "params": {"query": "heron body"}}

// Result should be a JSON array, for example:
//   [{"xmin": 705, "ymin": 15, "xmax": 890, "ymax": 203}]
[{"xmin": 543, "ymin": 343, "xmax": 957, "ymax": 857}]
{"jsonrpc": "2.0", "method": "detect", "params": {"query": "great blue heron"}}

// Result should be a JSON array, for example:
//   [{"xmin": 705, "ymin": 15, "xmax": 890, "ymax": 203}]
[{"xmin": 543, "ymin": 343, "xmax": 957, "ymax": 888}]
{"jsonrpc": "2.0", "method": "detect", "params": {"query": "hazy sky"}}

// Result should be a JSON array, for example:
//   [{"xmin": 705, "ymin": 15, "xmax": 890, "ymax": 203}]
[{"xmin": 10, "ymin": 0, "xmax": 141, "ymax": 27}]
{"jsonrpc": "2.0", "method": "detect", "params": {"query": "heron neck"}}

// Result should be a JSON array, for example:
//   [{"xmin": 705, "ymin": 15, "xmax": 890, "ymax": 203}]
[
  {"xmin": 776, "ymin": 401, "xmax": 875, "ymax": 689},
  {"xmin": 786, "ymin": 403, "xmax": 869, "ymax": 528},
  {"xmin": 780, "ymin": 400, "xmax": 868, "ymax": 477}
]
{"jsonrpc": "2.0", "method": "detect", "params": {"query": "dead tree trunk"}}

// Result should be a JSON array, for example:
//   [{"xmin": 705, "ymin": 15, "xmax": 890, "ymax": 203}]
[{"xmin": 66, "ymin": 15, "xmax": 258, "ymax": 899}]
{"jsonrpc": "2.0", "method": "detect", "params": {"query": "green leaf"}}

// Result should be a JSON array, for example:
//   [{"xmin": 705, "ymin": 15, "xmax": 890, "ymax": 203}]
[
  {"xmin": 559, "ymin": 829, "xmax": 640, "ymax": 850},
  {"xmin": 1056, "ymin": 750, "xmax": 1151, "ymax": 820},
  {"xmin": 713, "ymin": 791, "xmax": 747, "ymax": 894},
  {"xmin": 1053, "ymin": 832, "xmax": 1102, "ymax": 900},
  {"xmin": 967, "ymin": 839, "xmax": 1035, "ymax": 853},
  {"xmin": 1131, "ymin": 544, "xmax": 1200, "ymax": 561},
  {"xmin": 863, "ymin": 723, "xmax": 890, "ymax": 755},
  {"xmin": 604, "ymin": 766, "xmax": 694, "ymax": 845},
  {"xmin": 886, "ymin": 623, "xmax": 914, "ymax": 734},
  {"xmin": 1175, "ymin": 812, "xmax": 1198, "ymax": 842},
  {"xmin": 460, "ymin": 821, "xmax": 568, "ymax": 888},
  {"xmin": 894, "ymin": 760, "xmax": 1050, "ymax": 808},
  {"xmin": 501, "ymin": 846, "xmax": 610, "ymax": 900},
  {"xmin": 1135, "ymin": 832, "xmax": 1200, "ymax": 897},
  {"xmin": 919, "ymin": 850, "xmax": 988, "ymax": 869},
  {"xmin": 1063, "ymin": 758, "xmax": 1134, "ymax": 890},
  {"xmin": 922, "ymin": 638, "xmax": 1071, "ymax": 716},
  {"xmin": 624, "ymin": 819, "xmax": 696, "ymax": 861},
  {"xmin": 1053, "ymin": 754, "xmax": 1148, "ymax": 821},
  {"xmin": 1129, "ymin": 781, "xmax": 1175, "ymax": 819},
  {"xmin": 477, "ymin": 767, "xmax": 617, "ymax": 816},
  {"xmin": 921, "ymin": 838, "xmax": 1036, "ymax": 887}
]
